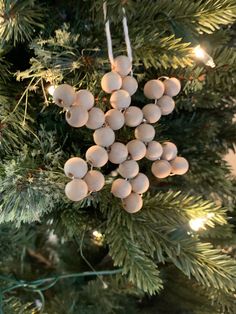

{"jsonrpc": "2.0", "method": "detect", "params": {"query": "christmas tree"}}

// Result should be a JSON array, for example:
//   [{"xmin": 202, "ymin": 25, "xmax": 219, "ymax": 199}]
[{"xmin": 0, "ymin": 0, "xmax": 236, "ymax": 313}]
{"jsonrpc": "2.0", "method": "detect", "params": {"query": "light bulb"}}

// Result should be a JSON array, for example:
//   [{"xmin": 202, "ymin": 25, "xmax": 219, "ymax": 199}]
[
  {"xmin": 189, "ymin": 217, "xmax": 206, "ymax": 231},
  {"xmin": 92, "ymin": 230, "xmax": 103, "ymax": 240},
  {"xmin": 47, "ymin": 85, "xmax": 56, "ymax": 96},
  {"xmin": 193, "ymin": 45, "xmax": 215, "ymax": 68}
]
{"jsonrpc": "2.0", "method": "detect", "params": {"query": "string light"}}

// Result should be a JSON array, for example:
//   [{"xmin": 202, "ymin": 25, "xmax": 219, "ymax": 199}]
[
  {"xmin": 47, "ymin": 85, "xmax": 56, "ymax": 96},
  {"xmin": 189, "ymin": 213, "xmax": 215, "ymax": 231},
  {"xmin": 193, "ymin": 45, "xmax": 215, "ymax": 68}
]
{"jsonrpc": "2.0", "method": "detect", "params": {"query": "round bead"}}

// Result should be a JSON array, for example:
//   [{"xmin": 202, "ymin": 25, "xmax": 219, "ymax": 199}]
[
  {"xmin": 53, "ymin": 84, "xmax": 75, "ymax": 107},
  {"xmin": 121, "ymin": 76, "xmax": 138, "ymax": 96},
  {"xmin": 65, "ymin": 106, "xmax": 88, "ymax": 128},
  {"xmin": 130, "ymin": 173, "xmax": 149, "ymax": 194},
  {"xmin": 113, "ymin": 55, "xmax": 132, "ymax": 76},
  {"xmin": 144, "ymin": 80, "xmax": 164, "ymax": 100},
  {"xmin": 105, "ymin": 109, "xmax": 125, "ymax": 130},
  {"xmin": 124, "ymin": 106, "xmax": 143, "ymax": 127},
  {"xmin": 64, "ymin": 157, "xmax": 88, "ymax": 179},
  {"xmin": 164, "ymin": 77, "xmax": 181, "ymax": 97},
  {"xmin": 118, "ymin": 160, "xmax": 139, "ymax": 179},
  {"xmin": 145, "ymin": 141, "xmax": 163, "ymax": 161},
  {"xmin": 123, "ymin": 193, "xmax": 143, "ymax": 213},
  {"xmin": 108, "ymin": 142, "xmax": 128, "ymax": 164},
  {"xmin": 101, "ymin": 71, "xmax": 122, "ymax": 94},
  {"xmin": 86, "ymin": 107, "xmax": 105, "ymax": 129},
  {"xmin": 126, "ymin": 139, "xmax": 146, "ymax": 161},
  {"xmin": 151, "ymin": 160, "xmax": 171, "ymax": 179},
  {"xmin": 84, "ymin": 170, "xmax": 105, "ymax": 192},
  {"xmin": 93, "ymin": 127, "xmax": 115, "ymax": 147},
  {"xmin": 111, "ymin": 178, "xmax": 132, "ymax": 199},
  {"xmin": 142, "ymin": 104, "xmax": 161, "ymax": 123},
  {"xmin": 161, "ymin": 142, "xmax": 178, "ymax": 161},
  {"xmin": 135, "ymin": 124, "xmax": 155, "ymax": 143},
  {"xmin": 157, "ymin": 95, "xmax": 175, "ymax": 115},
  {"xmin": 170, "ymin": 157, "xmax": 189, "ymax": 175},
  {"xmin": 65, "ymin": 179, "xmax": 88, "ymax": 202},
  {"xmin": 85, "ymin": 145, "xmax": 108, "ymax": 168},
  {"xmin": 110, "ymin": 89, "xmax": 131, "ymax": 110},
  {"xmin": 74, "ymin": 90, "xmax": 94, "ymax": 110}
]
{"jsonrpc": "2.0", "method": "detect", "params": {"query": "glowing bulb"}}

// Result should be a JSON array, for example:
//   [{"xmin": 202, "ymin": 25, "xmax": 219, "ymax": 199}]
[
  {"xmin": 193, "ymin": 45, "xmax": 215, "ymax": 68},
  {"xmin": 189, "ymin": 217, "xmax": 206, "ymax": 231},
  {"xmin": 47, "ymin": 85, "xmax": 56, "ymax": 96},
  {"xmin": 92, "ymin": 230, "xmax": 103, "ymax": 240}
]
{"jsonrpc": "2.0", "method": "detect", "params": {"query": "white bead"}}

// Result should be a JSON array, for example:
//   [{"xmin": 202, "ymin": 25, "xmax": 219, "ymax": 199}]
[
  {"xmin": 145, "ymin": 141, "xmax": 163, "ymax": 161},
  {"xmin": 93, "ymin": 127, "xmax": 115, "ymax": 147},
  {"xmin": 118, "ymin": 160, "xmax": 139, "ymax": 179},
  {"xmin": 124, "ymin": 106, "xmax": 143, "ymax": 127},
  {"xmin": 65, "ymin": 179, "xmax": 88, "ymax": 201},
  {"xmin": 110, "ymin": 89, "xmax": 131, "ymax": 110},
  {"xmin": 157, "ymin": 95, "xmax": 175, "ymax": 115},
  {"xmin": 142, "ymin": 104, "xmax": 161, "ymax": 123},
  {"xmin": 84, "ymin": 170, "xmax": 105, "ymax": 192},
  {"xmin": 113, "ymin": 55, "xmax": 132, "ymax": 76},
  {"xmin": 121, "ymin": 76, "xmax": 138, "ymax": 96},
  {"xmin": 164, "ymin": 77, "xmax": 181, "ymax": 97},
  {"xmin": 135, "ymin": 124, "xmax": 155, "ymax": 143},
  {"xmin": 108, "ymin": 142, "xmax": 128, "ymax": 164},
  {"xmin": 65, "ymin": 106, "xmax": 88, "ymax": 128},
  {"xmin": 170, "ymin": 157, "xmax": 189, "ymax": 175},
  {"xmin": 53, "ymin": 84, "xmax": 75, "ymax": 107},
  {"xmin": 105, "ymin": 109, "xmax": 125, "ymax": 130},
  {"xmin": 122, "ymin": 193, "xmax": 143, "ymax": 213},
  {"xmin": 101, "ymin": 71, "xmax": 122, "ymax": 93},
  {"xmin": 130, "ymin": 173, "xmax": 149, "ymax": 194},
  {"xmin": 86, "ymin": 107, "xmax": 105, "ymax": 129},
  {"xmin": 151, "ymin": 160, "xmax": 171, "ymax": 179},
  {"xmin": 85, "ymin": 145, "xmax": 108, "ymax": 167},
  {"xmin": 64, "ymin": 157, "xmax": 88, "ymax": 178},
  {"xmin": 127, "ymin": 139, "xmax": 146, "ymax": 161},
  {"xmin": 144, "ymin": 80, "xmax": 164, "ymax": 99},
  {"xmin": 74, "ymin": 90, "xmax": 94, "ymax": 110},
  {"xmin": 111, "ymin": 178, "xmax": 132, "ymax": 199},
  {"xmin": 161, "ymin": 142, "xmax": 178, "ymax": 161}
]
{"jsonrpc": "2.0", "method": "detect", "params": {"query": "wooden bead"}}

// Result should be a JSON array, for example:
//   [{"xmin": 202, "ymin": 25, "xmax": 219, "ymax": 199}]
[
  {"xmin": 65, "ymin": 106, "xmax": 88, "ymax": 128},
  {"xmin": 121, "ymin": 76, "xmax": 138, "ymax": 96},
  {"xmin": 93, "ymin": 127, "xmax": 115, "ymax": 147},
  {"xmin": 144, "ymin": 80, "xmax": 164, "ymax": 99},
  {"xmin": 65, "ymin": 179, "xmax": 88, "ymax": 201},
  {"xmin": 170, "ymin": 157, "xmax": 189, "ymax": 175},
  {"xmin": 110, "ymin": 89, "xmax": 131, "ymax": 110},
  {"xmin": 85, "ymin": 145, "xmax": 108, "ymax": 167},
  {"xmin": 84, "ymin": 170, "xmax": 105, "ymax": 192},
  {"xmin": 135, "ymin": 124, "xmax": 155, "ymax": 143},
  {"xmin": 123, "ymin": 193, "xmax": 143, "ymax": 213},
  {"xmin": 101, "ymin": 71, "xmax": 122, "ymax": 93},
  {"xmin": 151, "ymin": 160, "xmax": 171, "ymax": 179},
  {"xmin": 109, "ymin": 142, "xmax": 128, "ymax": 164},
  {"xmin": 111, "ymin": 178, "xmax": 132, "ymax": 199},
  {"xmin": 105, "ymin": 109, "xmax": 125, "ymax": 130},
  {"xmin": 124, "ymin": 106, "xmax": 143, "ymax": 127},
  {"xmin": 86, "ymin": 107, "xmax": 105, "ymax": 129},
  {"xmin": 145, "ymin": 141, "xmax": 163, "ymax": 160},
  {"xmin": 127, "ymin": 139, "xmax": 146, "ymax": 161},
  {"xmin": 113, "ymin": 55, "xmax": 132, "ymax": 76},
  {"xmin": 157, "ymin": 95, "xmax": 175, "ymax": 115},
  {"xmin": 53, "ymin": 84, "xmax": 75, "ymax": 107},
  {"xmin": 130, "ymin": 173, "xmax": 149, "ymax": 194},
  {"xmin": 161, "ymin": 142, "xmax": 178, "ymax": 161},
  {"xmin": 142, "ymin": 104, "xmax": 161, "ymax": 123},
  {"xmin": 118, "ymin": 160, "xmax": 139, "ymax": 179},
  {"xmin": 164, "ymin": 77, "xmax": 181, "ymax": 97},
  {"xmin": 64, "ymin": 157, "xmax": 88, "ymax": 178},
  {"xmin": 74, "ymin": 90, "xmax": 94, "ymax": 110}
]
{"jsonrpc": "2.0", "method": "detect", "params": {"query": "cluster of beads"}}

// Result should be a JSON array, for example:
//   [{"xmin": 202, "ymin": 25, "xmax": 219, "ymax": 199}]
[{"xmin": 52, "ymin": 55, "xmax": 189, "ymax": 214}]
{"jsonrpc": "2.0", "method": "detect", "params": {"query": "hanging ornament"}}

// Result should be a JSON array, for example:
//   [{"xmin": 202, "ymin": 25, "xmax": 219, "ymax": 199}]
[
  {"xmin": 65, "ymin": 106, "xmax": 89, "ymax": 128},
  {"xmin": 124, "ymin": 106, "xmax": 143, "ymax": 127},
  {"xmin": 74, "ymin": 90, "xmax": 95, "ymax": 110},
  {"xmin": 111, "ymin": 178, "xmax": 132, "ymax": 198},
  {"xmin": 101, "ymin": 71, "xmax": 122, "ymax": 93},
  {"xmin": 65, "ymin": 179, "xmax": 88, "ymax": 201},
  {"xmin": 53, "ymin": 84, "xmax": 75, "ymax": 107},
  {"xmin": 84, "ymin": 170, "xmax": 105, "ymax": 192},
  {"xmin": 121, "ymin": 76, "xmax": 138, "ymax": 95},
  {"xmin": 130, "ymin": 173, "xmax": 150, "ymax": 194},
  {"xmin": 86, "ymin": 107, "xmax": 105, "ymax": 130},
  {"xmin": 105, "ymin": 109, "xmax": 125, "ymax": 130},
  {"xmin": 108, "ymin": 142, "xmax": 128, "ymax": 164}
]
